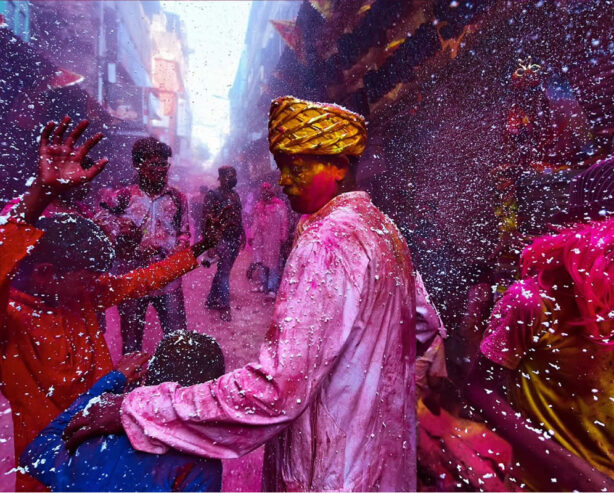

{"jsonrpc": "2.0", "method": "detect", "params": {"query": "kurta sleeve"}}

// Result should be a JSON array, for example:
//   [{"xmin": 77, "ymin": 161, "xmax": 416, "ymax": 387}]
[
  {"xmin": 93, "ymin": 249, "xmax": 198, "ymax": 309},
  {"xmin": 121, "ymin": 229, "xmax": 368, "ymax": 458},
  {"xmin": 0, "ymin": 219, "xmax": 43, "ymax": 342},
  {"xmin": 415, "ymin": 271, "xmax": 446, "ymax": 344},
  {"xmin": 176, "ymin": 191, "xmax": 191, "ymax": 250}
]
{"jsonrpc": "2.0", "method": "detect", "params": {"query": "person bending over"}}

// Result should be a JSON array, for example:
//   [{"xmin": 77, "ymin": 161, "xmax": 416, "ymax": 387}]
[
  {"xmin": 466, "ymin": 157, "xmax": 614, "ymax": 492},
  {"xmin": 21, "ymin": 331, "xmax": 225, "ymax": 492}
]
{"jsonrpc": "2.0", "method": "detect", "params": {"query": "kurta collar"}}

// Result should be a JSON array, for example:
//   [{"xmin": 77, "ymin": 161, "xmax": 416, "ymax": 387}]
[{"xmin": 296, "ymin": 191, "xmax": 370, "ymax": 238}]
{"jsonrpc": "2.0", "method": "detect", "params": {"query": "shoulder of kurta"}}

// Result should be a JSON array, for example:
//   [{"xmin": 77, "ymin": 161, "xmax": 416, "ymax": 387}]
[{"xmin": 296, "ymin": 208, "xmax": 370, "ymax": 280}]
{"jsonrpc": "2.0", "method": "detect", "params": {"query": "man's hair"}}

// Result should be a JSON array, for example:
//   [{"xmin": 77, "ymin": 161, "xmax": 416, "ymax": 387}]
[
  {"xmin": 218, "ymin": 165, "xmax": 236, "ymax": 176},
  {"xmin": 146, "ymin": 330, "xmax": 225, "ymax": 386},
  {"xmin": 132, "ymin": 137, "xmax": 172, "ymax": 168}
]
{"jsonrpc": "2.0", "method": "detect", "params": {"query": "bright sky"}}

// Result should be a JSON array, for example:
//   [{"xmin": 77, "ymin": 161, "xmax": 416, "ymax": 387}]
[{"xmin": 161, "ymin": 1, "xmax": 252, "ymax": 163}]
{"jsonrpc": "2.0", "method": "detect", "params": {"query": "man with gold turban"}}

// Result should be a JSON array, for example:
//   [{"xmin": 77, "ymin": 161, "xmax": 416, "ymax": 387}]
[{"xmin": 64, "ymin": 97, "xmax": 420, "ymax": 491}]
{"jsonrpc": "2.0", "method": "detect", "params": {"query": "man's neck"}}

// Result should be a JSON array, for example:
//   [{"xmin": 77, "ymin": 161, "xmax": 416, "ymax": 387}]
[{"xmin": 140, "ymin": 179, "xmax": 165, "ymax": 197}]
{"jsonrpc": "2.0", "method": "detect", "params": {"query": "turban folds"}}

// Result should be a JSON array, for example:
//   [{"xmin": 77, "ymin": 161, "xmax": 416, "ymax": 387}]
[{"xmin": 269, "ymin": 96, "xmax": 367, "ymax": 156}]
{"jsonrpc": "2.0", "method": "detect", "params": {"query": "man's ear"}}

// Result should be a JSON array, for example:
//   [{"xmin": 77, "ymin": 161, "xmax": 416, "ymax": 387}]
[{"xmin": 332, "ymin": 155, "xmax": 350, "ymax": 181}]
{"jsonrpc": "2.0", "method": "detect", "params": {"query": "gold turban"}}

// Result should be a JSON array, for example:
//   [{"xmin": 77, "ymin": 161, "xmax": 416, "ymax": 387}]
[{"xmin": 268, "ymin": 96, "xmax": 367, "ymax": 156}]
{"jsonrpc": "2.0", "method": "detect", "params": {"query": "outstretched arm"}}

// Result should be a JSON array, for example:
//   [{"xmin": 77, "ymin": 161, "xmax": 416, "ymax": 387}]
[
  {"xmin": 92, "ymin": 210, "xmax": 228, "ymax": 309},
  {"xmin": 64, "ymin": 231, "xmax": 368, "ymax": 458},
  {"xmin": 465, "ymin": 356, "xmax": 614, "ymax": 492},
  {"xmin": 1, "ymin": 117, "xmax": 106, "ymax": 335}
]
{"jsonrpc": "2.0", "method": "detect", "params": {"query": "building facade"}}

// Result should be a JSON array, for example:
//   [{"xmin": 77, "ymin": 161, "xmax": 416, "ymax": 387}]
[
  {"xmin": 0, "ymin": 0, "xmax": 30, "ymax": 41},
  {"xmin": 0, "ymin": 0, "xmax": 192, "ymax": 197},
  {"xmin": 221, "ymin": 1, "xmax": 301, "ymax": 182}
]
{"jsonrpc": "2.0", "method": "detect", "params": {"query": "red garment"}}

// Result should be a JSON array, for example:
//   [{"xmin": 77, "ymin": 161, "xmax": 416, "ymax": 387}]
[{"xmin": 0, "ymin": 219, "xmax": 198, "ymax": 490}]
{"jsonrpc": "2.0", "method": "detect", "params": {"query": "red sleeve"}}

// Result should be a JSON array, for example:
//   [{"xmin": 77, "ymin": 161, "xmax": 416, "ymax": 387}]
[
  {"xmin": 0, "ymin": 220, "xmax": 44, "ymax": 331},
  {"xmin": 93, "ymin": 248, "xmax": 198, "ymax": 309},
  {"xmin": 480, "ymin": 278, "xmax": 548, "ymax": 370}
]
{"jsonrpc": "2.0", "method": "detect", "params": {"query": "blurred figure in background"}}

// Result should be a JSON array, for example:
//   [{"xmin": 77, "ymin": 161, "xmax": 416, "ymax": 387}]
[
  {"xmin": 203, "ymin": 166, "xmax": 245, "ymax": 322},
  {"xmin": 191, "ymin": 184, "xmax": 209, "ymax": 241},
  {"xmin": 248, "ymin": 182, "xmax": 288, "ymax": 298},
  {"xmin": 414, "ymin": 270, "xmax": 514, "ymax": 492},
  {"xmin": 103, "ymin": 137, "xmax": 190, "ymax": 353}
]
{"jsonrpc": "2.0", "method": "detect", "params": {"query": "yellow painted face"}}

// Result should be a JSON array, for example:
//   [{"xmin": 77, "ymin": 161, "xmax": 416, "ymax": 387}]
[{"xmin": 275, "ymin": 153, "xmax": 347, "ymax": 214}]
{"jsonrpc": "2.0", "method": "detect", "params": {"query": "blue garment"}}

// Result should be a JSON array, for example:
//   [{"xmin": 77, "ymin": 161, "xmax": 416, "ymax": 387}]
[
  {"xmin": 206, "ymin": 237, "xmax": 241, "ymax": 309},
  {"xmin": 21, "ymin": 371, "xmax": 222, "ymax": 492}
]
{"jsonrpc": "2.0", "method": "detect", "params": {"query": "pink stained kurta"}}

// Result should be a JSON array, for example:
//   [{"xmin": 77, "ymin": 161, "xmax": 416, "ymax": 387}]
[
  {"xmin": 251, "ymin": 197, "xmax": 289, "ymax": 269},
  {"xmin": 121, "ymin": 191, "xmax": 417, "ymax": 491}
]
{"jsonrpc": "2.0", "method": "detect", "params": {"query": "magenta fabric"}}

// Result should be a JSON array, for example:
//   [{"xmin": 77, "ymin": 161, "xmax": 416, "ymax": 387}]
[{"xmin": 250, "ymin": 196, "xmax": 289, "ymax": 270}]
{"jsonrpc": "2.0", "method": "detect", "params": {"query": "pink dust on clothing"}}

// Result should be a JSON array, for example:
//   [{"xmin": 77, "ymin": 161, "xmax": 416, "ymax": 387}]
[
  {"xmin": 122, "ymin": 191, "xmax": 417, "ymax": 491},
  {"xmin": 250, "ymin": 196, "xmax": 288, "ymax": 271}
]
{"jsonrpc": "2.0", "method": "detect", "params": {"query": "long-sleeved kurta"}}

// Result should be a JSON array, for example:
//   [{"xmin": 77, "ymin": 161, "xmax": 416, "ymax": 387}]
[
  {"xmin": 251, "ymin": 197, "xmax": 289, "ymax": 270},
  {"xmin": 122, "ymin": 191, "xmax": 417, "ymax": 491},
  {"xmin": 0, "ymin": 217, "xmax": 198, "ymax": 490},
  {"xmin": 103, "ymin": 184, "xmax": 191, "ymax": 294}
]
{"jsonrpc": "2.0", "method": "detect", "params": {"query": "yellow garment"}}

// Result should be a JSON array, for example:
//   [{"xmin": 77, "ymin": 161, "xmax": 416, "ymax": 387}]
[
  {"xmin": 481, "ymin": 279, "xmax": 614, "ymax": 490},
  {"xmin": 512, "ymin": 330, "xmax": 613, "ymax": 490},
  {"xmin": 268, "ymin": 96, "xmax": 367, "ymax": 156}
]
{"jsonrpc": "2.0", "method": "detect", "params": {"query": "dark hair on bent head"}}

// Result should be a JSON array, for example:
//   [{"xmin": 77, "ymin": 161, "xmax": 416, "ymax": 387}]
[
  {"xmin": 132, "ymin": 137, "xmax": 172, "ymax": 168},
  {"xmin": 146, "ymin": 330, "xmax": 225, "ymax": 387}
]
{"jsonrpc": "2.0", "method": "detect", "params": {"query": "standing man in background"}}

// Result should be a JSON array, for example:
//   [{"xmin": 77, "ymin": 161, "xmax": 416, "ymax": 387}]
[
  {"xmin": 104, "ymin": 137, "xmax": 190, "ymax": 352},
  {"xmin": 203, "ymin": 166, "xmax": 245, "ymax": 322},
  {"xmin": 249, "ymin": 182, "xmax": 288, "ymax": 299}
]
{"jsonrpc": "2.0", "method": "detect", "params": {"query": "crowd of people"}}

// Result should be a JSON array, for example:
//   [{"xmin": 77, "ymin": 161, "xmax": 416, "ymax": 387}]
[{"xmin": 0, "ymin": 94, "xmax": 612, "ymax": 493}]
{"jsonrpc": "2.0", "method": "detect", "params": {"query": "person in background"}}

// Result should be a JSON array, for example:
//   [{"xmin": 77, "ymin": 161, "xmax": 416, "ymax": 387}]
[
  {"xmin": 22, "ymin": 332, "xmax": 225, "ymax": 492},
  {"xmin": 414, "ymin": 271, "xmax": 514, "ymax": 492},
  {"xmin": 104, "ymin": 137, "xmax": 191, "ymax": 353},
  {"xmin": 466, "ymin": 156, "xmax": 614, "ymax": 492},
  {"xmin": 191, "ymin": 184, "xmax": 210, "ymax": 241},
  {"xmin": 203, "ymin": 166, "xmax": 245, "ymax": 322},
  {"xmin": 248, "ymin": 182, "xmax": 288, "ymax": 299},
  {"xmin": 63, "ymin": 96, "xmax": 420, "ymax": 492}
]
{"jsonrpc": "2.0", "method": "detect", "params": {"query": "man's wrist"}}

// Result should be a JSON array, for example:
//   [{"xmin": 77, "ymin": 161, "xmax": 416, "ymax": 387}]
[
  {"xmin": 16, "ymin": 178, "xmax": 58, "ymax": 224},
  {"xmin": 192, "ymin": 240, "xmax": 214, "ymax": 258},
  {"xmin": 30, "ymin": 177, "xmax": 58, "ymax": 197}
]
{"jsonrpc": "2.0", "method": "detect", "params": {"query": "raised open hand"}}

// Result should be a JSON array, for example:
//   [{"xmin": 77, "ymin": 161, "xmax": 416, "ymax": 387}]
[{"xmin": 38, "ymin": 116, "xmax": 108, "ymax": 193}]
